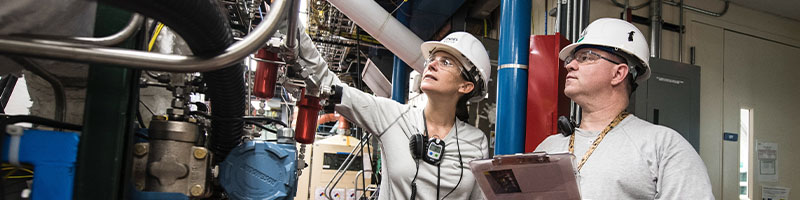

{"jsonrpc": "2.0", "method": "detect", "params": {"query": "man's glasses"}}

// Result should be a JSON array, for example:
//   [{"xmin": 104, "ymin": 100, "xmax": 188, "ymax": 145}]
[{"xmin": 564, "ymin": 50, "xmax": 622, "ymax": 65}]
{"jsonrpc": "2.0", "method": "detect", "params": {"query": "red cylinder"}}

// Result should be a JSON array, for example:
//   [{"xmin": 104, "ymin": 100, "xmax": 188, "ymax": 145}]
[
  {"xmin": 295, "ymin": 95, "xmax": 322, "ymax": 144},
  {"xmin": 253, "ymin": 48, "xmax": 279, "ymax": 99}
]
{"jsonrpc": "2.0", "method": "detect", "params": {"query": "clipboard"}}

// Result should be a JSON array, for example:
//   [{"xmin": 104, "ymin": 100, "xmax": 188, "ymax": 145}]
[{"xmin": 469, "ymin": 152, "xmax": 581, "ymax": 200}]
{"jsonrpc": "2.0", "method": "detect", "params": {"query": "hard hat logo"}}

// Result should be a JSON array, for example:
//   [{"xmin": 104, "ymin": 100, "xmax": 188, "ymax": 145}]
[
  {"xmin": 578, "ymin": 29, "xmax": 587, "ymax": 43},
  {"xmin": 628, "ymin": 31, "xmax": 635, "ymax": 42}
]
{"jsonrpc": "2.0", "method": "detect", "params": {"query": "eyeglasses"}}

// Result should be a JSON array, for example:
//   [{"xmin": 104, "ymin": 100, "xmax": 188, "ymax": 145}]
[
  {"xmin": 425, "ymin": 55, "xmax": 474, "ymax": 82},
  {"xmin": 425, "ymin": 55, "xmax": 460, "ymax": 69},
  {"xmin": 564, "ymin": 50, "xmax": 622, "ymax": 65}
]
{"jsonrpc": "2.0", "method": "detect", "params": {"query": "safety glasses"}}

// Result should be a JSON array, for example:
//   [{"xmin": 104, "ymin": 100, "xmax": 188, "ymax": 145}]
[
  {"xmin": 564, "ymin": 50, "xmax": 622, "ymax": 65},
  {"xmin": 425, "ymin": 55, "xmax": 473, "ymax": 82}
]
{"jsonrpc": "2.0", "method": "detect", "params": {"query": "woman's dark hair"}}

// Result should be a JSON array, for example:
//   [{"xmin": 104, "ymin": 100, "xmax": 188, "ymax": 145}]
[
  {"xmin": 455, "ymin": 93, "xmax": 470, "ymax": 122},
  {"xmin": 455, "ymin": 68, "xmax": 475, "ymax": 123}
]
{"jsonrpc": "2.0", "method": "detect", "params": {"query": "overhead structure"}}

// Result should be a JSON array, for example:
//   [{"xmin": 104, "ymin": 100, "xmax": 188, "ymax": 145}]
[{"xmin": 326, "ymin": 0, "xmax": 426, "ymax": 73}]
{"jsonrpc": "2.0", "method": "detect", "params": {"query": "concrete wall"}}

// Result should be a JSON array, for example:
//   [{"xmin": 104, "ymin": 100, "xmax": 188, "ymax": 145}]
[{"xmin": 531, "ymin": 1, "xmax": 800, "ymax": 199}]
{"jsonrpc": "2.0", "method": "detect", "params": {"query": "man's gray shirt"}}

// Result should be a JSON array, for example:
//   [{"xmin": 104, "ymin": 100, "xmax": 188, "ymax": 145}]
[{"xmin": 535, "ymin": 115, "xmax": 713, "ymax": 200}]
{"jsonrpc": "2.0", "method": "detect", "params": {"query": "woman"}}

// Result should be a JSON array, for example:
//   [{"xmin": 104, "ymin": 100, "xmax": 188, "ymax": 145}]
[{"xmin": 300, "ymin": 31, "xmax": 491, "ymax": 199}]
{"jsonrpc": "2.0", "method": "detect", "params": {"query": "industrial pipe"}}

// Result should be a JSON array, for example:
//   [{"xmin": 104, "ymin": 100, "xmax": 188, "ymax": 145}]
[
  {"xmin": 495, "ymin": 0, "xmax": 530, "ymax": 155},
  {"xmin": 611, "ymin": 0, "xmax": 729, "ymax": 17},
  {"xmin": 664, "ymin": 0, "xmax": 729, "ymax": 17},
  {"xmin": 0, "ymin": 0, "xmax": 290, "ymax": 73},
  {"xmin": 326, "ymin": 0, "xmax": 426, "ymax": 73},
  {"xmin": 13, "ymin": 14, "xmax": 144, "ymax": 47},
  {"xmin": 678, "ymin": 0, "xmax": 684, "ymax": 62},
  {"xmin": 71, "ymin": 14, "xmax": 144, "ymax": 46},
  {"xmin": 650, "ymin": 0, "xmax": 662, "ymax": 58},
  {"xmin": 285, "ymin": 0, "xmax": 301, "ymax": 49},
  {"xmin": 610, "ymin": 0, "xmax": 651, "ymax": 10},
  {"xmin": 391, "ymin": 0, "xmax": 412, "ymax": 103}
]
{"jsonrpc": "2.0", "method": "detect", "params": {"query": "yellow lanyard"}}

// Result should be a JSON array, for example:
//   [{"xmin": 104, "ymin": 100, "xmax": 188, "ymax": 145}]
[{"xmin": 568, "ymin": 112, "xmax": 629, "ymax": 171}]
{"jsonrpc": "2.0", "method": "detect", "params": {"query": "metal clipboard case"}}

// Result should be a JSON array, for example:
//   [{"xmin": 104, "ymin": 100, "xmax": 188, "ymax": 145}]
[{"xmin": 469, "ymin": 152, "xmax": 581, "ymax": 200}]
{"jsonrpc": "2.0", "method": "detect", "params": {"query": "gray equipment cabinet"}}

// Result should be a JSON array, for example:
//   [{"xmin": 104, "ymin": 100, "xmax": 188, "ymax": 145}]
[{"xmin": 628, "ymin": 58, "xmax": 701, "ymax": 152}]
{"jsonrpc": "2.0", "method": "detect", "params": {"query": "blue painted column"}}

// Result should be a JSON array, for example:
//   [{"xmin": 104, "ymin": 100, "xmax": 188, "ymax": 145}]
[
  {"xmin": 391, "ymin": 0, "xmax": 412, "ymax": 103},
  {"xmin": 495, "ymin": 0, "xmax": 531, "ymax": 155}
]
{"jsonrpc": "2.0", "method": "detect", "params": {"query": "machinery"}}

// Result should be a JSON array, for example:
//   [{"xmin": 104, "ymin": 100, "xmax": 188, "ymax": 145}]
[
  {"xmin": 295, "ymin": 135, "xmax": 373, "ymax": 200},
  {"xmin": 0, "ymin": 0, "xmax": 379, "ymax": 199}
]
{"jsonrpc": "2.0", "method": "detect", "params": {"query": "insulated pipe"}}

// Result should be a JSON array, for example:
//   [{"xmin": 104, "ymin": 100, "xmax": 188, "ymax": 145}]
[
  {"xmin": 326, "ymin": 0, "xmax": 426, "ymax": 73},
  {"xmin": 495, "ymin": 0, "xmax": 530, "ymax": 155},
  {"xmin": 650, "ymin": 0, "xmax": 662, "ymax": 58},
  {"xmin": 0, "ymin": 0, "xmax": 289, "ymax": 73},
  {"xmin": 391, "ymin": 1, "xmax": 412, "ymax": 103}
]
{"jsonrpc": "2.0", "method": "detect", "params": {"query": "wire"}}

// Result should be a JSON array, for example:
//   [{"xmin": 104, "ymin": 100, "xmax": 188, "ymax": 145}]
[
  {"xmin": 389, "ymin": 0, "xmax": 408, "ymax": 15},
  {"xmin": 440, "ymin": 122, "xmax": 463, "ymax": 199},
  {"xmin": 147, "ymin": 23, "xmax": 165, "ymax": 52},
  {"xmin": 4, "ymin": 175, "xmax": 32, "ymax": 179},
  {"xmin": 243, "ymin": 120, "xmax": 277, "ymax": 133},
  {"xmin": 139, "ymin": 100, "xmax": 155, "ymax": 115},
  {"xmin": 243, "ymin": 116, "xmax": 289, "ymax": 127},
  {"xmin": 137, "ymin": 110, "xmax": 147, "ymax": 129},
  {"xmin": 1, "ymin": 167, "xmax": 33, "ymax": 174},
  {"xmin": 0, "ymin": 115, "xmax": 82, "ymax": 133},
  {"xmin": 1, "ymin": 164, "xmax": 34, "ymax": 180}
]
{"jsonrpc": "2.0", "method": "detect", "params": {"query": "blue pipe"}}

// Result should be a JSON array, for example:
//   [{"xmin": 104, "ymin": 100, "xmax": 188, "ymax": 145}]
[
  {"xmin": 391, "ymin": 0, "xmax": 412, "ymax": 103},
  {"xmin": 495, "ymin": 0, "xmax": 531, "ymax": 155}
]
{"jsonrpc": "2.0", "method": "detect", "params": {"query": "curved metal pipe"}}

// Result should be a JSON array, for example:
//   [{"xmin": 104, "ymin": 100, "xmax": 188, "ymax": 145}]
[
  {"xmin": 0, "ymin": 0, "xmax": 290, "ymax": 73},
  {"xmin": 664, "ymin": 0, "xmax": 729, "ymax": 17},
  {"xmin": 12, "ymin": 14, "xmax": 144, "ymax": 47},
  {"xmin": 612, "ymin": 0, "xmax": 729, "ymax": 17},
  {"xmin": 611, "ymin": 0, "xmax": 651, "ymax": 10},
  {"xmin": 71, "ymin": 14, "xmax": 145, "ymax": 46},
  {"xmin": 11, "ymin": 57, "xmax": 66, "ymax": 122}
]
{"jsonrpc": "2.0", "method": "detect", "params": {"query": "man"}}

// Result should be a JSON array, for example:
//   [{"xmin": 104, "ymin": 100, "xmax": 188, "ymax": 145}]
[{"xmin": 534, "ymin": 18, "xmax": 713, "ymax": 199}]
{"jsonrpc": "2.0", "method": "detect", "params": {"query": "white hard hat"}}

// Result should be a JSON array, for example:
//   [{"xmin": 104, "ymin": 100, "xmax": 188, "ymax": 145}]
[
  {"xmin": 420, "ymin": 32, "xmax": 491, "ymax": 102},
  {"xmin": 558, "ymin": 18, "xmax": 651, "ymax": 83}
]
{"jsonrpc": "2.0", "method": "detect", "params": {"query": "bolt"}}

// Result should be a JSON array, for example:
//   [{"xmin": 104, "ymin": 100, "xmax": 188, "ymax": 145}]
[
  {"xmin": 190, "ymin": 184, "xmax": 203, "ymax": 196},
  {"xmin": 193, "ymin": 148, "xmax": 207, "ymax": 160},
  {"xmin": 134, "ymin": 144, "xmax": 148, "ymax": 156}
]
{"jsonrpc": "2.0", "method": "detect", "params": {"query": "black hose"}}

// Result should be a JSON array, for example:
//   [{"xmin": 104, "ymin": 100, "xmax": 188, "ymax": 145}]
[
  {"xmin": 0, "ymin": 115, "xmax": 83, "ymax": 134},
  {"xmin": 10, "ymin": 57, "xmax": 67, "ymax": 122},
  {"xmin": 243, "ymin": 121, "xmax": 277, "ymax": 134},
  {"xmin": 98, "ymin": 0, "xmax": 247, "ymax": 164},
  {"xmin": 242, "ymin": 116, "xmax": 288, "ymax": 127}
]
